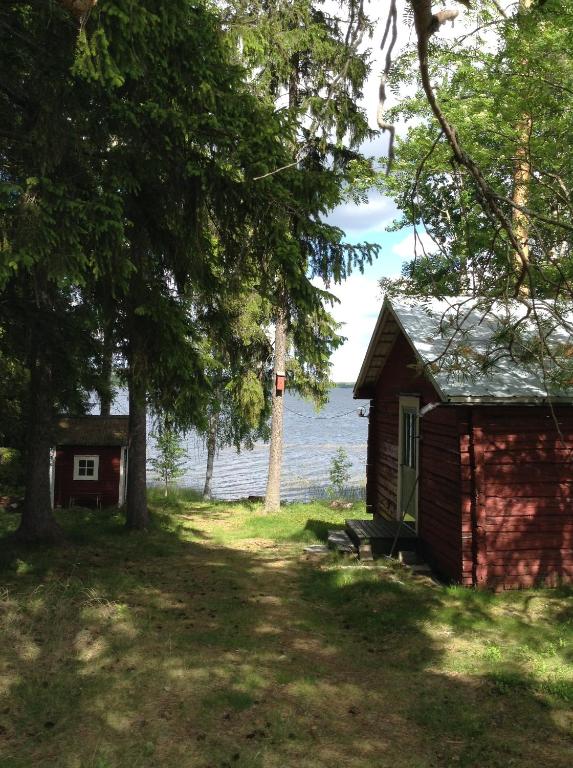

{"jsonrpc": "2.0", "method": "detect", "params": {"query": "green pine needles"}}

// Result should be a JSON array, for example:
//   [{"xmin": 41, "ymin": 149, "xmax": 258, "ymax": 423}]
[{"xmin": 148, "ymin": 422, "xmax": 189, "ymax": 497}]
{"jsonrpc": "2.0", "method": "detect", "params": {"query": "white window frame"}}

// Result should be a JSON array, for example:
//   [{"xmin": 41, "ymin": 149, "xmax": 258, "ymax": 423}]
[
  {"xmin": 49, "ymin": 448, "xmax": 56, "ymax": 508},
  {"xmin": 73, "ymin": 455, "xmax": 100, "ymax": 481},
  {"xmin": 396, "ymin": 395, "xmax": 420, "ymax": 532},
  {"xmin": 118, "ymin": 447, "xmax": 127, "ymax": 506}
]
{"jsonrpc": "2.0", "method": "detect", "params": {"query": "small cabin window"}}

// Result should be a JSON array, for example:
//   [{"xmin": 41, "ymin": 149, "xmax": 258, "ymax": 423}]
[{"xmin": 73, "ymin": 455, "xmax": 99, "ymax": 481}]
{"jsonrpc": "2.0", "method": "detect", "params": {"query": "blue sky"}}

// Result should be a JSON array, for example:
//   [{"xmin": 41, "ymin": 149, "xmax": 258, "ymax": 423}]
[
  {"xmin": 319, "ymin": 196, "xmax": 422, "ymax": 383},
  {"xmin": 319, "ymin": 0, "xmax": 509, "ymax": 382}
]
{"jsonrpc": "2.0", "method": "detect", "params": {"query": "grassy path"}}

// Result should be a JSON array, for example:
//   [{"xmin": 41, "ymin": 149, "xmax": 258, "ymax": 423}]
[{"xmin": 0, "ymin": 497, "xmax": 572, "ymax": 767}]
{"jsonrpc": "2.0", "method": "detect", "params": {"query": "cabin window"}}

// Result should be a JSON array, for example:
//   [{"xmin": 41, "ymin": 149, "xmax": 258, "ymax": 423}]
[
  {"xmin": 73, "ymin": 455, "xmax": 99, "ymax": 481},
  {"xmin": 402, "ymin": 410, "xmax": 417, "ymax": 470},
  {"xmin": 397, "ymin": 396, "xmax": 420, "ymax": 531}
]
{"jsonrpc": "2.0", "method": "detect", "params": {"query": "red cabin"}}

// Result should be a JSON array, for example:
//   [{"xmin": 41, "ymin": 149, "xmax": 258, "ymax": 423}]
[
  {"xmin": 354, "ymin": 297, "xmax": 573, "ymax": 590},
  {"xmin": 51, "ymin": 416, "xmax": 129, "ymax": 509}
]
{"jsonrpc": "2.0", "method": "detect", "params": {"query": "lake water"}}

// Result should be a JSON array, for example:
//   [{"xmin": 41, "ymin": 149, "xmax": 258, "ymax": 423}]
[{"xmin": 107, "ymin": 388, "xmax": 368, "ymax": 501}]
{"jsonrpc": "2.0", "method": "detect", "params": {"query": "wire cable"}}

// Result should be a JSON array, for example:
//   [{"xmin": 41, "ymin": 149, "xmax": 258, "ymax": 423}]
[{"xmin": 283, "ymin": 405, "xmax": 359, "ymax": 420}]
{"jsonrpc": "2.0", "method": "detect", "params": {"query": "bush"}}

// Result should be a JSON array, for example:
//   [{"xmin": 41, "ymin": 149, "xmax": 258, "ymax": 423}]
[
  {"xmin": 328, "ymin": 447, "xmax": 352, "ymax": 499},
  {"xmin": 0, "ymin": 447, "xmax": 23, "ymax": 490}
]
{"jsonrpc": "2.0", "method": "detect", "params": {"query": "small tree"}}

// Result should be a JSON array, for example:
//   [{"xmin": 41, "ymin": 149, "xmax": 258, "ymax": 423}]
[
  {"xmin": 329, "ymin": 447, "xmax": 352, "ymax": 500},
  {"xmin": 148, "ymin": 422, "xmax": 188, "ymax": 497}
]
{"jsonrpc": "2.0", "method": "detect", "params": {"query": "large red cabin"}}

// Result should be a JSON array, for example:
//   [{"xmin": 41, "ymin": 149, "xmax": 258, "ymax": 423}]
[
  {"xmin": 354, "ymin": 297, "xmax": 573, "ymax": 590},
  {"xmin": 51, "ymin": 416, "xmax": 128, "ymax": 509}
]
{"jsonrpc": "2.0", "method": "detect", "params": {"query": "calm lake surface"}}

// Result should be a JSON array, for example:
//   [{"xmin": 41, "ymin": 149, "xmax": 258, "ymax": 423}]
[{"xmin": 108, "ymin": 388, "xmax": 368, "ymax": 501}]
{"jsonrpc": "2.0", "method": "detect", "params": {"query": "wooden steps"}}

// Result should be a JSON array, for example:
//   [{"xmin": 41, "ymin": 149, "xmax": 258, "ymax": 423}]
[
  {"xmin": 327, "ymin": 517, "xmax": 418, "ymax": 561},
  {"xmin": 327, "ymin": 530, "xmax": 357, "ymax": 554},
  {"xmin": 346, "ymin": 517, "xmax": 417, "ymax": 561}
]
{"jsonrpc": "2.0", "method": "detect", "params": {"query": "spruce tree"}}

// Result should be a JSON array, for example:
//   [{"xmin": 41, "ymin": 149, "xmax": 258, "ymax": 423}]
[{"xmin": 227, "ymin": 0, "xmax": 380, "ymax": 510}]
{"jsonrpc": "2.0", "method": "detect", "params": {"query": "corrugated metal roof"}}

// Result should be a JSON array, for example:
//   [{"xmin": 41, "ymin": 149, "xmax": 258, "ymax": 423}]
[
  {"xmin": 354, "ymin": 296, "xmax": 573, "ymax": 403},
  {"xmin": 54, "ymin": 416, "xmax": 129, "ymax": 446}
]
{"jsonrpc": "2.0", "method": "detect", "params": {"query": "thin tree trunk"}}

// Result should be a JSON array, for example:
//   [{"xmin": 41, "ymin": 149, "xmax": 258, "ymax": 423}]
[
  {"xmin": 410, "ymin": 0, "xmax": 533, "ymax": 286},
  {"xmin": 99, "ymin": 324, "xmax": 113, "ymax": 417},
  {"xmin": 511, "ymin": 0, "xmax": 533, "ymax": 295},
  {"xmin": 125, "ymin": 339, "xmax": 149, "ymax": 530},
  {"xmin": 511, "ymin": 115, "xmax": 532, "ymax": 293},
  {"xmin": 17, "ymin": 317, "xmax": 62, "ymax": 543},
  {"xmin": 203, "ymin": 414, "xmax": 217, "ymax": 500},
  {"xmin": 264, "ymin": 307, "xmax": 287, "ymax": 513},
  {"xmin": 263, "ymin": 55, "xmax": 298, "ymax": 515}
]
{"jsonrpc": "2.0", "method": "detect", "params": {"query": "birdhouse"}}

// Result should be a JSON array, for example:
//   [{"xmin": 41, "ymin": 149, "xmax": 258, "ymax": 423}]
[{"xmin": 275, "ymin": 372, "xmax": 285, "ymax": 394}]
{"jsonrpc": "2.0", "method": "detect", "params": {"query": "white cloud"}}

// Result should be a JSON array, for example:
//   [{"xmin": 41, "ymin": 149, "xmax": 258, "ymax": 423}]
[
  {"xmin": 391, "ymin": 230, "xmax": 437, "ymax": 261},
  {"xmin": 314, "ymin": 273, "xmax": 382, "ymax": 383},
  {"xmin": 316, "ymin": 3, "xmax": 500, "ymax": 382},
  {"xmin": 328, "ymin": 190, "xmax": 398, "ymax": 234}
]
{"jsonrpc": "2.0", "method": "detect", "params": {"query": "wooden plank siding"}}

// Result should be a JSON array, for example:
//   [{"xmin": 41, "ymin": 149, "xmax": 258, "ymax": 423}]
[
  {"xmin": 470, "ymin": 407, "xmax": 573, "ymax": 590},
  {"xmin": 365, "ymin": 326, "xmax": 573, "ymax": 589},
  {"xmin": 367, "ymin": 333, "xmax": 464, "ymax": 583},
  {"xmin": 55, "ymin": 445, "xmax": 123, "ymax": 508},
  {"xmin": 419, "ymin": 406, "xmax": 462, "ymax": 582}
]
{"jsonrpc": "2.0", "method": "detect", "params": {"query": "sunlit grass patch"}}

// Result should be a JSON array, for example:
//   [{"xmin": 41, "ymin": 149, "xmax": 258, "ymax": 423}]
[
  {"xmin": 197, "ymin": 499, "xmax": 354, "ymax": 547},
  {"xmin": 0, "ymin": 498, "xmax": 572, "ymax": 768}
]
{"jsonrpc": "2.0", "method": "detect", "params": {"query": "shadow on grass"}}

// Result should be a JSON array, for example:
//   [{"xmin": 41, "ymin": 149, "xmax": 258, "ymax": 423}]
[
  {"xmin": 298, "ymin": 563, "xmax": 573, "ymax": 765},
  {"xmin": 302, "ymin": 518, "xmax": 345, "ymax": 542},
  {"xmin": 0, "ymin": 505, "xmax": 571, "ymax": 768}
]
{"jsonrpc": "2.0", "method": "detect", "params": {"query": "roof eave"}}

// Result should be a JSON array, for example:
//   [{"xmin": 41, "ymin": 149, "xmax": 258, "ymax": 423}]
[
  {"xmin": 385, "ymin": 302, "xmax": 447, "ymax": 403},
  {"xmin": 353, "ymin": 297, "xmax": 393, "ymax": 399},
  {"xmin": 354, "ymin": 298, "xmax": 448, "ymax": 402},
  {"xmin": 445, "ymin": 395, "xmax": 573, "ymax": 405}
]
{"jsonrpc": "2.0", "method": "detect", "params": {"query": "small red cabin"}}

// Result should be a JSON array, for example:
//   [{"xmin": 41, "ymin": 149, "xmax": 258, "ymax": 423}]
[
  {"xmin": 355, "ymin": 297, "xmax": 573, "ymax": 590},
  {"xmin": 51, "ymin": 416, "xmax": 129, "ymax": 509}
]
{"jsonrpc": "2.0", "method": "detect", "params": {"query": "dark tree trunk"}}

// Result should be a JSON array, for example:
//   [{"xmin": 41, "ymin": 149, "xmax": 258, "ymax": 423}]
[
  {"xmin": 99, "ymin": 326, "xmax": 113, "ymax": 417},
  {"xmin": 203, "ymin": 414, "xmax": 217, "ymax": 500},
  {"xmin": 264, "ymin": 306, "xmax": 287, "ymax": 513},
  {"xmin": 125, "ymin": 342, "xmax": 149, "ymax": 530},
  {"xmin": 16, "ymin": 332, "xmax": 62, "ymax": 543}
]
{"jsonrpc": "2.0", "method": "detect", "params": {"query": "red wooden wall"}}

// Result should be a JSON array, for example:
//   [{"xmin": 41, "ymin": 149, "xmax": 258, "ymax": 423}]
[
  {"xmin": 366, "ymin": 327, "xmax": 573, "ymax": 588},
  {"xmin": 419, "ymin": 406, "xmax": 462, "ymax": 582},
  {"xmin": 367, "ymin": 334, "xmax": 463, "ymax": 582},
  {"xmin": 462, "ymin": 407, "xmax": 573, "ymax": 590},
  {"xmin": 54, "ymin": 446, "xmax": 122, "ymax": 508}
]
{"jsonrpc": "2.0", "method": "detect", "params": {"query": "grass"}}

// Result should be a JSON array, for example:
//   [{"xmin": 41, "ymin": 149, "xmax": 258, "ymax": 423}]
[{"xmin": 0, "ymin": 494, "xmax": 571, "ymax": 768}]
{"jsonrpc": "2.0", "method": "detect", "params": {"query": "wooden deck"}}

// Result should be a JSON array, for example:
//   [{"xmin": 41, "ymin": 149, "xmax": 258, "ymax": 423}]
[{"xmin": 345, "ymin": 518, "xmax": 417, "ymax": 561}]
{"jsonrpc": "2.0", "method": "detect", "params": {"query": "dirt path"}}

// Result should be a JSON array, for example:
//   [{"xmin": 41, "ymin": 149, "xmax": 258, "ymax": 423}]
[{"xmin": 0, "ymin": 505, "xmax": 571, "ymax": 768}]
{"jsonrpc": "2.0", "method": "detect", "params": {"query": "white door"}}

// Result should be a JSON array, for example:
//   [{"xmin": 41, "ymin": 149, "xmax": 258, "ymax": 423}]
[{"xmin": 397, "ymin": 397, "xmax": 419, "ymax": 530}]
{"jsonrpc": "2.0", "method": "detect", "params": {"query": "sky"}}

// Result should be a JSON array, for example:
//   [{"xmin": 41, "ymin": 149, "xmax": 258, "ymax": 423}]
[
  {"xmin": 320, "ymin": 1, "xmax": 498, "ymax": 382},
  {"xmin": 318, "ymin": 6, "xmax": 411, "ymax": 383}
]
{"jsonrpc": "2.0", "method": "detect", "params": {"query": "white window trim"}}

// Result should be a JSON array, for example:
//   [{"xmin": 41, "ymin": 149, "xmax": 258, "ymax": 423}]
[
  {"xmin": 73, "ymin": 455, "xmax": 100, "ymax": 481},
  {"xmin": 118, "ymin": 447, "xmax": 127, "ymax": 506},
  {"xmin": 49, "ymin": 448, "xmax": 56, "ymax": 509},
  {"xmin": 396, "ymin": 395, "xmax": 420, "ymax": 532}
]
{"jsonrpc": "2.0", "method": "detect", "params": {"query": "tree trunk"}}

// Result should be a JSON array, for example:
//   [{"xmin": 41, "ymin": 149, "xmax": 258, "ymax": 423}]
[
  {"xmin": 99, "ymin": 324, "xmax": 113, "ymax": 416},
  {"xmin": 511, "ymin": 0, "xmax": 533, "ymax": 295},
  {"xmin": 125, "ymin": 341, "xmax": 149, "ymax": 530},
  {"xmin": 16, "ymin": 327, "xmax": 62, "ymax": 543},
  {"xmin": 203, "ymin": 414, "xmax": 217, "ymax": 500},
  {"xmin": 264, "ymin": 306, "xmax": 287, "ymax": 513},
  {"xmin": 511, "ymin": 115, "xmax": 532, "ymax": 292}
]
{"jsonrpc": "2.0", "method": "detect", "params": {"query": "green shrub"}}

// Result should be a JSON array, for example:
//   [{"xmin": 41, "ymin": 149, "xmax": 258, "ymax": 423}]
[
  {"xmin": 0, "ymin": 447, "xmax": 23, "ymax": 490},
  {"xmin": 328, "ymin": 447, "xmax": 352, "ymax": 499}
]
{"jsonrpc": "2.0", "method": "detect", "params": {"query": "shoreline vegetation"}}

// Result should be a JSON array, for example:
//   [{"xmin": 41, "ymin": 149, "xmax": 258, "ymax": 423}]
[{"xmin": 0, "ymin": 492, "xmax": 571, "ymax": 768}]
